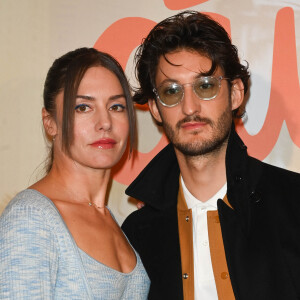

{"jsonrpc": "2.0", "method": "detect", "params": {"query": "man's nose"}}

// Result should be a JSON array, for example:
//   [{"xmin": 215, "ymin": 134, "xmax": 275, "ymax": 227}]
[{"xmin": 181, "ymin": 85, "xmax": 201, "ymax": 116}]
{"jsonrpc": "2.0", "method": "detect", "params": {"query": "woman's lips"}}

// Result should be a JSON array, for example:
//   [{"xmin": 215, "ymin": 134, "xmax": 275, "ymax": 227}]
[{"xmin": 90, "ymin": 138, "xmax": 116, "ymax": 149}]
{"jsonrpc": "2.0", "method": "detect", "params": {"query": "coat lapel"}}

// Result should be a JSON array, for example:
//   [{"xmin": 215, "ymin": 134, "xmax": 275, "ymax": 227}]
[{"xmin": 135, "ymin": 206, "xmax": 184, "ymax": 300}]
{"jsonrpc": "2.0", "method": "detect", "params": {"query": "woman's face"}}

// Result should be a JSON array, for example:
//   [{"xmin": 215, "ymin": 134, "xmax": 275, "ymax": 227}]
[{"xmin": 55, "ymin": 66, "xmax": 130, "ymax": 170}]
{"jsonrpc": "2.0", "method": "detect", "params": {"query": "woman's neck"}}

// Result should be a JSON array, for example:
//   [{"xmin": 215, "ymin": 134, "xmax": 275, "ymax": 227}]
[{"xmin": 30, "ymin": 159, "xmax": 111, "ymax": 209}]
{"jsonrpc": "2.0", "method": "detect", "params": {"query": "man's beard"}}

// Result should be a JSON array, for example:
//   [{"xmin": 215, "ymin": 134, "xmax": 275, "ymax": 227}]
[{"xmin": 162, "ymin": 104, "xmax": 232, "ymax": 157}]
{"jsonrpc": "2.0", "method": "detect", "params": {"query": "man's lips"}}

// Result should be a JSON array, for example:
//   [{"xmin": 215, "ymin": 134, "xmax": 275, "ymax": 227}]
[
  {"xmin": 180, "ymin": 121, "xmax": 207, "ymax": 130},
  {"xmin": 90, "ymin": 138, "xmax": 116, "ymax": 149}
]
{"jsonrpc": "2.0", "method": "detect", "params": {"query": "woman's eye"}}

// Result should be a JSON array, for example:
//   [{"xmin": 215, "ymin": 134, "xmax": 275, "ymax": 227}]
[
  {"xmin": 109, "ymin": 104, "xmax": 126, "ymax": 112},
  {"xmin": 75, "ymin": 104, "xmax": 91, "ymax": 112}
]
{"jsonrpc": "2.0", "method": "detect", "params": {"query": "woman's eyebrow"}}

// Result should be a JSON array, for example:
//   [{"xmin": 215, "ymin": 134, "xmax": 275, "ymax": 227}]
[
  {"xmin": 109, "ymin": 94, "xmax": 126, "ymax": 101},
  {"xmin": 76, "ymin": 94, "xmax": 125, "ymax": 101},
  {"xmin": 76, "ymin": 95, "xmax": 95, "ymax": 101}
]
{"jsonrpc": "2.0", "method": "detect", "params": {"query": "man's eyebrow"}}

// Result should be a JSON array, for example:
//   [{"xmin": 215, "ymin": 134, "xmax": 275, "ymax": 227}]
[
  {"xmin": 158, "ymin": 65, "xmax": 206, "ymax": 78},
  {"xmin": 194, "ymin": 72, "xmax": 211, "ymax": 78}
]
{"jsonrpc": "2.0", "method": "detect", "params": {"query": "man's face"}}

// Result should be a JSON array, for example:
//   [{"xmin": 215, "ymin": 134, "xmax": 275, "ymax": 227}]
[{"xmin": 148, "ymin": 49, "xmax": 243, "ymax": 157}]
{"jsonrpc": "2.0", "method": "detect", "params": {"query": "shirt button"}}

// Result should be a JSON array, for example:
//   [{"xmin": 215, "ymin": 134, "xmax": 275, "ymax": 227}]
[
  {"xmin": 202, "ymin": 240, "xmax": 208, "ymax": 246},
  {"xmin": 235, "ymin": 175, "xmax": 243, "ymax": 183},
  {"xmin": 185, "ymin": 216, "xmax": 189, "ymax": 222},
  {"xmin": 221, "ymin": 272, "xmax": 229, "ymax": 279},
  {"xmin": 183, "ymin": 273, "xmax": 189, "ymax": 279}
]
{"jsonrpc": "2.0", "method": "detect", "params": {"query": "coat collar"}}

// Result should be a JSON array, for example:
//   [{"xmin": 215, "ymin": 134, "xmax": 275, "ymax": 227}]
[
  {"xmin": 126, "ymin": 124, "xmax": 263, "ymax": 216},
  {"xmin": 126, "ymin": 142, "xmax": 180, "ymax": 210}
]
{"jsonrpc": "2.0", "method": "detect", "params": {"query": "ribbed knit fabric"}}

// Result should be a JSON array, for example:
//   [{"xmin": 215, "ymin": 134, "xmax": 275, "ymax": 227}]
[
  {"xmin": 0, "ymin": 189, "xmax": 150, "ymax": 300},
  {"xmin": 79, "ymin": 248, "xmax": 149, "ymax": 299}
]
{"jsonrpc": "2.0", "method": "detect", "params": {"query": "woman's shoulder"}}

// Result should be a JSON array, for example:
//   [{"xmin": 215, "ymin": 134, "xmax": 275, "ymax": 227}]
[
  {"xmin": 1, "ymin": 189, "xmax": 61, "ymax": 225},
  {"xmin": 5, "ymin": 189, "xmax": 55, "ymax": 209},
  {"xmin": 0, "ymin": 189, "xmax": 70, "ymax": 255}
]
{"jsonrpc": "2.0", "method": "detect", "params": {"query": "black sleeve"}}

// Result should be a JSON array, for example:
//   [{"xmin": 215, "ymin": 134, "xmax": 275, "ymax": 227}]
[{"xmin": 122, "ymin": 212, "xmax": 139, "ymax": 250}]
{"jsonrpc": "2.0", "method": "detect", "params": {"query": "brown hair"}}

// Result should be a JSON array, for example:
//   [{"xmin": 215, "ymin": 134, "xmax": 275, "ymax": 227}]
[{"xmin": 133, "ymin": 11, "xmax": 250, "ymax": 117}]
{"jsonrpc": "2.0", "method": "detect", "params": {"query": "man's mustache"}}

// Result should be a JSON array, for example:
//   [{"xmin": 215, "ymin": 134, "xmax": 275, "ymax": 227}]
[{"xmin": 176, "ymin": 115, "xmax": 213, "ymax": 130}]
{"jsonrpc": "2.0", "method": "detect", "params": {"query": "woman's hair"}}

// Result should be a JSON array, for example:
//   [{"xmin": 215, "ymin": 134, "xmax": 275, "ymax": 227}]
[
  {"xmin": 43, "ymin": 47, "xmax": 135, "ymax": 173},
  {"xmin": 133, "ymin": 10, "xmax": 250, "ymax": 116}
]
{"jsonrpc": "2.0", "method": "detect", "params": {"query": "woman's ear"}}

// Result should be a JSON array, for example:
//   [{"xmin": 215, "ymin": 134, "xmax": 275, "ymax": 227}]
[
  {"xmin": 230, "ymin": 78, "xmax": 244, "ymax": 111},
  {"xmin": 42, "ymin": 108, "xmax": 57, "ymax": 138},
  {"xmin": 148, "ymin": 99, "xmax": 163, "ymax": 123}
]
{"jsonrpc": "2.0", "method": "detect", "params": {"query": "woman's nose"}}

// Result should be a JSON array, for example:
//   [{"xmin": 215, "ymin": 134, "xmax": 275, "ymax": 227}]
[{"xmin": 95, "ymin": 110, "xmax": 112, "ymax": 132}]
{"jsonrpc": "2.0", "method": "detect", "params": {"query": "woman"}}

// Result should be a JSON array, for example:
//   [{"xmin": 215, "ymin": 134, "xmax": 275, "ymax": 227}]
[{"xmin": 0, "ymin": 48, "xmax": 150, "ymax": 299}]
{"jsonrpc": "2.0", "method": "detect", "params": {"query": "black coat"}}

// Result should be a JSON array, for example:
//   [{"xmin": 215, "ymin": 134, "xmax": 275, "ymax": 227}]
[{"xmin": 122, "ymin": 126, "xmax": 300, "ymax": 300}]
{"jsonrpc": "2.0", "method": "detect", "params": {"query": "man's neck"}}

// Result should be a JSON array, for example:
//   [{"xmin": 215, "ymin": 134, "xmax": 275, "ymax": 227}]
[{"xmin": 175, "ymin": 144, "xmax": 227, "ymax": 202}]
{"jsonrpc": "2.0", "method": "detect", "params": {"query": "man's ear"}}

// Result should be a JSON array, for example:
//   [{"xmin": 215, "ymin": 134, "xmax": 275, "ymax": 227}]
[
  {"xmin": 42, "ymin": 108, "xmax": 57, "ymax": 138},
  {"xmin": 148, "ymin": 99, "xmax": 163, "ymax": 123},
  {"xmin": 230, "ymin": 78, "xmax": 244, "ymax": 111}
]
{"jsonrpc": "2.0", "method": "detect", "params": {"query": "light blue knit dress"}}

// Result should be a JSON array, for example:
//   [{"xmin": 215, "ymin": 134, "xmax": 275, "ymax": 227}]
[{"xmin": 0, "ymin": 189, "xmax": 150, "ymax": 299}]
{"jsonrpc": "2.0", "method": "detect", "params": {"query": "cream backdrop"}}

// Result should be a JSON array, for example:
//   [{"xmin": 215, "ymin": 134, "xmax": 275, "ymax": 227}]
[{"xmin": 0, "ymin": 0, "xmax": 299, "ymax": 224}]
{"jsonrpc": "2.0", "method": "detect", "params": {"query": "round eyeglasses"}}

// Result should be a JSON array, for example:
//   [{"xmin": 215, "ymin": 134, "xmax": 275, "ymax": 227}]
[{"xmin": 153, "ymin": 76, "xmax": 229, "ymax": 107}]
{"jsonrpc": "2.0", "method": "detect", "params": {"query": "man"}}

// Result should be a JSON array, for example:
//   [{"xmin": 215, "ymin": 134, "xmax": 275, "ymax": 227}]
[{"xmin": 122, "ymin": 11, "xmax": 300, "ymax": 300}]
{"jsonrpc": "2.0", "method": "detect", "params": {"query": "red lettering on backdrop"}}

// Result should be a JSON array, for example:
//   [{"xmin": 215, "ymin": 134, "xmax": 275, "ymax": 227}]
[
  {"xmin": 94, "ymin": 17, "xmax": 155, "ymax": 71},
  {"xmin": 163, "ymin": 0, "xmax": 209, "ymax": 10},
  {"xmin": 236, "ymin": 7, "xmax": 299, "ymax": 160},
  {"xmin": 94, "ymin": 14, "xmax": 230, "ymax": 185}
]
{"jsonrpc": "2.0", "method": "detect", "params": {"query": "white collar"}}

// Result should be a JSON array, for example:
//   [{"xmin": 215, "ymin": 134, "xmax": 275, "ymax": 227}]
[{"xmin": 181, "ymin": 176, "xmax": 227, "ymax": 211}]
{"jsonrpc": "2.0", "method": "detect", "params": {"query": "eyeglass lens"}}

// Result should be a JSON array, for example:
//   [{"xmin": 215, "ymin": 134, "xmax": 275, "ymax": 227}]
[{"xmin": 156, "ymin": 76, "xmax": 221, "ymax": 106}]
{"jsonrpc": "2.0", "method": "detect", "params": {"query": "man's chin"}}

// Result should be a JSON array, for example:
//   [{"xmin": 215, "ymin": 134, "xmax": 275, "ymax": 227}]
[{"xmin": 173, "ymin": 137, "xmax": 228, "ymax": 157}]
